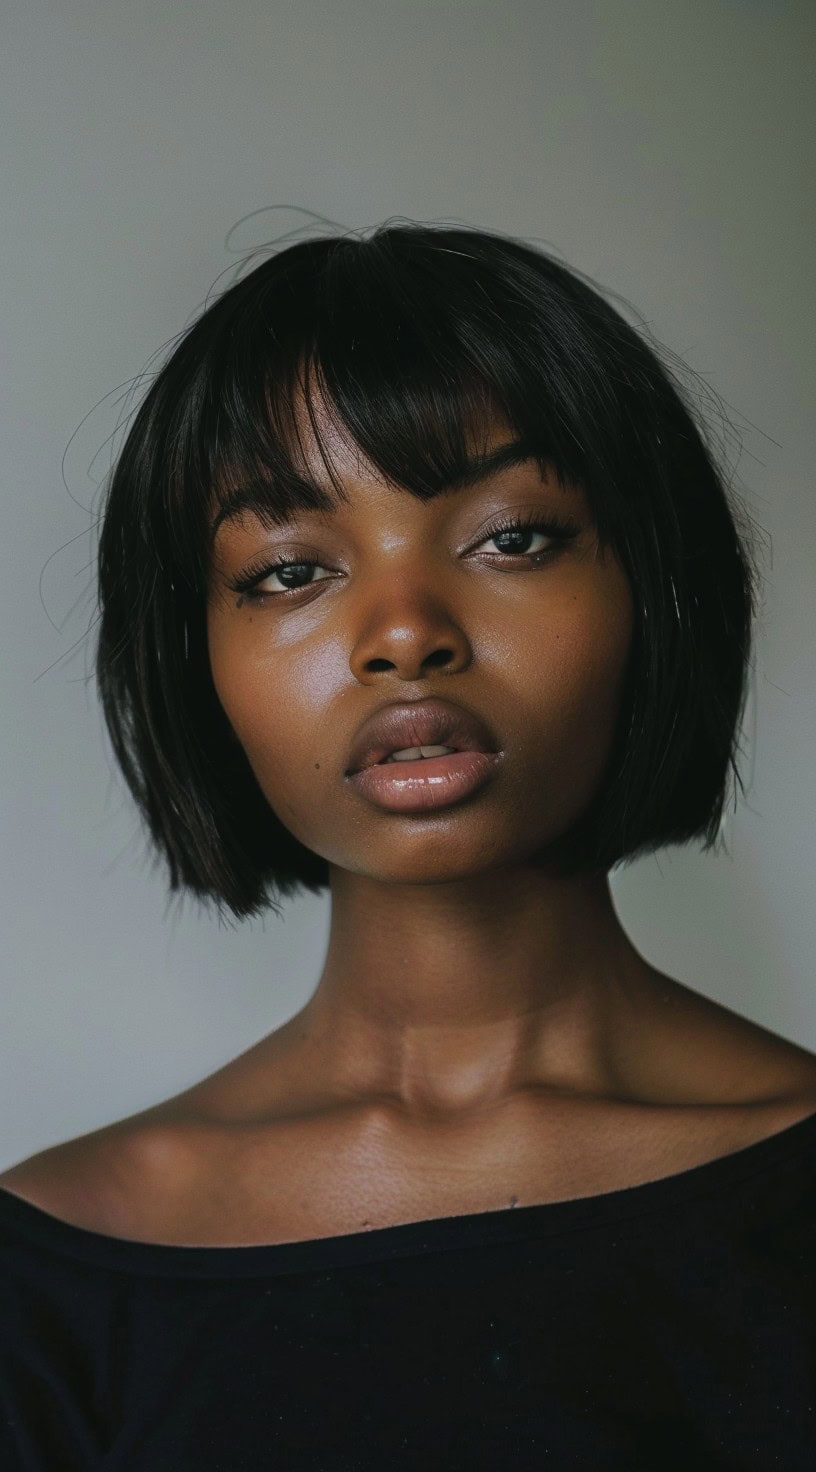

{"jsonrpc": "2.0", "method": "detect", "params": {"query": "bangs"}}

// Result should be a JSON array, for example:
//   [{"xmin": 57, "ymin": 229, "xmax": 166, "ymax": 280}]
[{"xmin": 160, "ymin": 230, "xmax": 625, "ymax": 590}]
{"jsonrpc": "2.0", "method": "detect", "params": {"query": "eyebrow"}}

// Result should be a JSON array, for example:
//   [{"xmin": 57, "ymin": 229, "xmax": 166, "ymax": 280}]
[{"xmin": 208, "ymin": 437, "xmax": 541, "ymax": 546}]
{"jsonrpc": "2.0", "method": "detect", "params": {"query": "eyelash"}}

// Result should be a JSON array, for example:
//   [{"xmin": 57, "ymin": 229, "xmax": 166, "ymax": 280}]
[{"xmin": 227, "ymin": 510, "xmax": 582, "ymax": 605}]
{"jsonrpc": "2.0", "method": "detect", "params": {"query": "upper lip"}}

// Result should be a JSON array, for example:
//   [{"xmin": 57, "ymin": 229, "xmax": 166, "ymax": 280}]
[{"xmin": 345, "ymin": 697, "xmax": 501, "ymax": 775}]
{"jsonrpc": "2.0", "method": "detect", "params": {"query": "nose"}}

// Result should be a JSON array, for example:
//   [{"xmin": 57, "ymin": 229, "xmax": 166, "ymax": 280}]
[{"xmin": 348, "ymin": 594, "xmax": 473, "ymax": 682}]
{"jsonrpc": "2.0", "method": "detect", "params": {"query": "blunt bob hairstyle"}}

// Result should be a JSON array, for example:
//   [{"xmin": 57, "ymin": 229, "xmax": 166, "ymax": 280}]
[{"xmin": 94, "ymin": 219, "xmax": 762, "ymax": 921}]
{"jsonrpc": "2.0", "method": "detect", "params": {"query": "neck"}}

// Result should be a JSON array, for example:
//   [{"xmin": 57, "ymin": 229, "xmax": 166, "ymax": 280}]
[{"xmin": 295, "ymin": 865, "xmax": 655, "ymax": 1115}]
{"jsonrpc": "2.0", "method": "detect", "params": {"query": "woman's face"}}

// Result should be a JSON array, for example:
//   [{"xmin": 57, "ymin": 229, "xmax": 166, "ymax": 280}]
[{"xmin": 206, "ymin": 397, "xmax": 635, "ymax": 885}]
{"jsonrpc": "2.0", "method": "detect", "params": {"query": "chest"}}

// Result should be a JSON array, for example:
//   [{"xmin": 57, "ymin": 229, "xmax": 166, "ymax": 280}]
[{"xmin": 140, "ymin": 1095, "xmax": 794, "ymax": 1247}]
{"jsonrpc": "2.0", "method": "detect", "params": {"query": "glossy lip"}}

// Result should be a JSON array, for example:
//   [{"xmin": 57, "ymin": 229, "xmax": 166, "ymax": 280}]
[
  {"xmin": 345, "ymin": 697, "xmax": 500, "ymax": 776},
  {"xmin": 346, "ymin": 749, "xmax": 503, "ymax": 812}
]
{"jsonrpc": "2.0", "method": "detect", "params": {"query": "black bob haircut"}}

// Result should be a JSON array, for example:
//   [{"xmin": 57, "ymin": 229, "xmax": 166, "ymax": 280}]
[{"xmin": 95, "ymin": 218, "xmax": 762, "ymax": 923}]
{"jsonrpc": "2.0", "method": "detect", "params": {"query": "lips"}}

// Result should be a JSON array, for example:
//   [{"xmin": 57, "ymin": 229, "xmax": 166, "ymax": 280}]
[{"xmin": 345, "ymin": 698, "xmax": 500, "ymax": 776}]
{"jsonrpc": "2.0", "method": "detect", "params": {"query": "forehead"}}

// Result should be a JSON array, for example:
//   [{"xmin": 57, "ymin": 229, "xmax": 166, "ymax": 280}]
[
  {"xmin": 288, "ymin": 377, "xmax": 515, "ymax": 492},
  {"xmin": 205, "ymin": 362, "xmax": 594, "ymax": 562}
]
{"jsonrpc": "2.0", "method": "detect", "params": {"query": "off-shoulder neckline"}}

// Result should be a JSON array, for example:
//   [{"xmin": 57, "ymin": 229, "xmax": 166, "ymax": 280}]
[{"xmin": 2, "ymin": 1105, "xmax": 815, "ymax": 1280}]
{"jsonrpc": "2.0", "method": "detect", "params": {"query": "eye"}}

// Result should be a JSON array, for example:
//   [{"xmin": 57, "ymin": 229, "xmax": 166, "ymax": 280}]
[
  {"xmin": 227, "ymin": 510, "xmax": 581, "ymax": 606},
  {"xmin": 476, "ymin": 510, "xmax": 581, "ymax": 560}
]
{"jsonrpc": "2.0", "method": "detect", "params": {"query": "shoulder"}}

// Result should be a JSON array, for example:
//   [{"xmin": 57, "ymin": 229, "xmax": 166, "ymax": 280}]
[
  {"xmin": 2, "ymin": 988, "xmax": 816, "ymax": 1241},
  {"xmin": 0, "ymin": 1111, "xmax": 204, "ymax": 1240},
  {"xmin": 628, "ymin": 967, "xmax": 816, "ymax": 1107}
]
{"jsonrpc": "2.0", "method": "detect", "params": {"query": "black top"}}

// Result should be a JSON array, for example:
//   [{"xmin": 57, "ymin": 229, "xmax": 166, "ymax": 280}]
[{"xmin": 2, "ymin": 1110, "xmax": 816, "ymax": 1472}]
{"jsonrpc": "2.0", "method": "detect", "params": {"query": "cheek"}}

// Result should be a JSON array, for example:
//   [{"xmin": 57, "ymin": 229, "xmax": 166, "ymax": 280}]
[
  {"xmin": 504, "ymin": 563, "xmax": 635, "ymax": 800},
  {"xmin": 554, "ymin": 579, "xmax": 635, "ymax": 787},
  {"xmin": 208, "ymin": 642, "xmax": 290, "ymax": 759},
  {"xmin": 206, "ymin": 608, "xmax": 279, "ymax": 757},
  {"xmin": 554, "ymin": 593, "xmax": 633, "ymax": 721},
  {"xmin": 206, "ymin": 613, "xmax": 343, "ymax": 803}
]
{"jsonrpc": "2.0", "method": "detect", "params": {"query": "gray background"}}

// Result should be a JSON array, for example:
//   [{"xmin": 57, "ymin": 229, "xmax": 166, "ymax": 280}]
[{"xmin": 2, "ymin": 0, "xmax": 814, "ymax": 1167}]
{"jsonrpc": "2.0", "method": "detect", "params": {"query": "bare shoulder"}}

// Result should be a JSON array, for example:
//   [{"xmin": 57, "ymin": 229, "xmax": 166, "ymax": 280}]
[
  {"xmin": 2, "ymin": 979, "xmax": 816, "ymax": 1246},
  {"xmin": 0, "ymin": 1108, "xmax": 203, "ymax": 1240},
  {"xmin": 629, "ymin": 967, "xmax": 816, "ymax": 1106}
]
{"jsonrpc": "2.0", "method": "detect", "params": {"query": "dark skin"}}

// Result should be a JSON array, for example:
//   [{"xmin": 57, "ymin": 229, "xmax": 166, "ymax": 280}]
[{"xmin": 3, "ymin": 389, "xmax": 816, "ymax": 1245}]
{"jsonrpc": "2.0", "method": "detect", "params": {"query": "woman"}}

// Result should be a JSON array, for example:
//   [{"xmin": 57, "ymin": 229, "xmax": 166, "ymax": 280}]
[{"xmin": 2, "ymin": 220, "xmax": 815, "ymax": 1469}]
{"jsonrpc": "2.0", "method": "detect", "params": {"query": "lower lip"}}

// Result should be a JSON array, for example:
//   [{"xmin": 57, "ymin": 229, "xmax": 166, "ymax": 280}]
[{"xmin": 345, "ymin": 751, "xmax": 502, "ymax": 812}]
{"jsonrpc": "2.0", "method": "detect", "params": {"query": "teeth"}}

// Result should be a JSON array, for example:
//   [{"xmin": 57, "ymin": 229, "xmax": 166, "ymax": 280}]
[{"xmin": 384, "ymin": 744, "xmax": 456, "ymax": 763}]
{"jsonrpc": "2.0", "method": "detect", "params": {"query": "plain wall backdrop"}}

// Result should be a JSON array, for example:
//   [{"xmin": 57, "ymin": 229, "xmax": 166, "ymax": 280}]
[{"xmin": 1, "ymin": 0, "xmax": 814, "ymax": 1166}]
